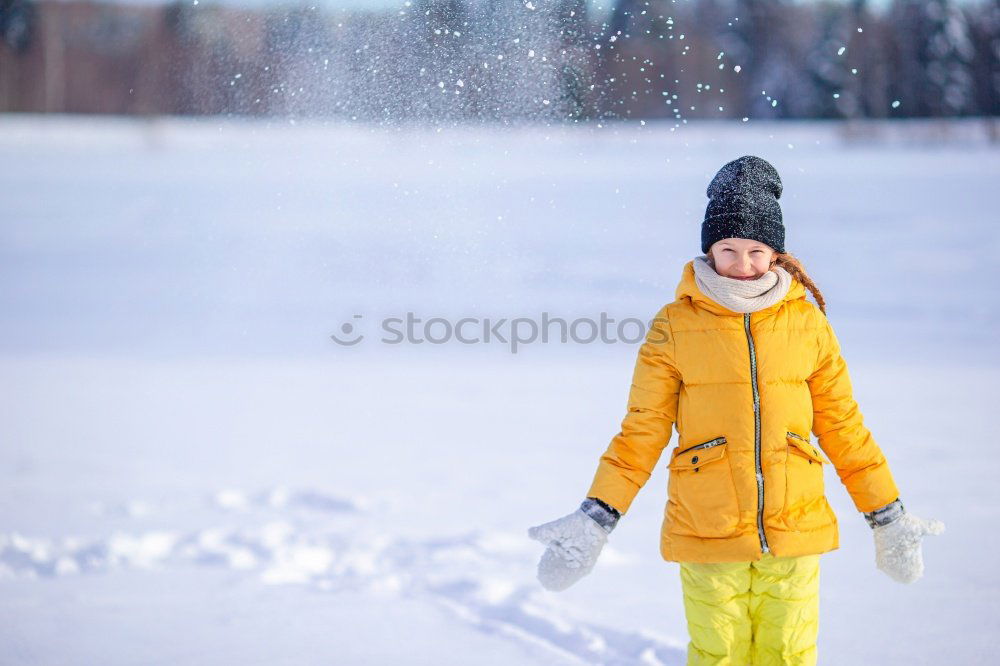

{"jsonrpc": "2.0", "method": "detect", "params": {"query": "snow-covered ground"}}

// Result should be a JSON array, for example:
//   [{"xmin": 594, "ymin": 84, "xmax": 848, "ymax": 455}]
[{"xmin": 0, "ymin": 116, "xmax": 997, "ymax": 664}]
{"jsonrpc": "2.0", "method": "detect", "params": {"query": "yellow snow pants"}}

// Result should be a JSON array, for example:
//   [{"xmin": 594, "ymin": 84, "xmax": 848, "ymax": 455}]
[{"xmin": 679, "ymin": 551, "xmax": 820, "ymax": 666}]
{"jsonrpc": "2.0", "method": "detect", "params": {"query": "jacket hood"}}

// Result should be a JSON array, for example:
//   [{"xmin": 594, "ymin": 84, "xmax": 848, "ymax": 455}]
[{"xmin": 675, "ymin": 259, "xmax": 807, "ymax": 316}]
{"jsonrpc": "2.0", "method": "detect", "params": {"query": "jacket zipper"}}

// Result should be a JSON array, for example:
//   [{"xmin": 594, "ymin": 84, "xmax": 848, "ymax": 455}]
[
  {"xmin": 674, "ymin": 436, "xmax": 727, "ymax": 457},
  {"xmin": 788, "ymin": 431, "xmax": 823, "ymax": 463},
  {"xmin": 745, "ymin": 312, "xmax": 770, "ymax": 554}
]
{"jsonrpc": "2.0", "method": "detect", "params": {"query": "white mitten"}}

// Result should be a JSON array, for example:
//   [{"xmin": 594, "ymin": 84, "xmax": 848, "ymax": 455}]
[
  {"xmin": 527, "ymin": 499, "xmax": 618, "ymax": 592},
  {"xmin": 873, "ymin": 512, "xmax": 945, "ymax": 584}
]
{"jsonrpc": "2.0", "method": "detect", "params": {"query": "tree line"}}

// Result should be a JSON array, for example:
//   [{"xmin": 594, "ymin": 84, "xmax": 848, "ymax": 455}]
[{"xmin": 0, "ymin": 0, "xmax": 996, "ymax": 120}]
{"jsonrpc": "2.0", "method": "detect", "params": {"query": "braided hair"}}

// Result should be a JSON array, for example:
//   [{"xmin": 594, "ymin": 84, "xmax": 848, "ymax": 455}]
[{"xmin": 771, "ymin": 252, "xmax": 827, "ymax": 316}]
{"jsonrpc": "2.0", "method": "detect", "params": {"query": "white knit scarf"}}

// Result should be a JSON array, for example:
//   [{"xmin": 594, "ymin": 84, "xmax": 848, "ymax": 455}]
[{"xmin": 692, "ymin": 255, "xmax": 793, "ymax": 313}]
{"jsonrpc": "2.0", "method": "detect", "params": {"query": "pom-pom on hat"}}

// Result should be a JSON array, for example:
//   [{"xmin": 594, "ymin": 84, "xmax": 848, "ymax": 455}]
[{"xmin": 702, "ymin": 155, "xmax": 786, "ymax": 254}]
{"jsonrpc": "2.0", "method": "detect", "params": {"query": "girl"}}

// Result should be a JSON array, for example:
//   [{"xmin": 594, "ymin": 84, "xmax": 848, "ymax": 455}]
[{"xmin": 528, "ymin": 155, "xmax": 944, "ymax": 665}]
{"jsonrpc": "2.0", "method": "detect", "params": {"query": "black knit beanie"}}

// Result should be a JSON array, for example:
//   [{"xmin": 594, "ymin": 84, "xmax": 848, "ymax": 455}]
[{"xmin": 701, "ymin": 155, "xmax": 786, "ymax": 254}]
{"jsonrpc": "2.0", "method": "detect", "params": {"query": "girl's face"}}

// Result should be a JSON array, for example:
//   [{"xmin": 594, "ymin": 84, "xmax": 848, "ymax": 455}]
[{"xmin": 708, "ymin": 238, "xmax": 777, "ymax": 280}]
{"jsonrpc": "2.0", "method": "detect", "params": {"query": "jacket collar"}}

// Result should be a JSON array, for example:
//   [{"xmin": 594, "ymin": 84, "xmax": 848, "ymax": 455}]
[{"xmin": 675, "ymin": 259, "xmax": 807, "ymax": 317}]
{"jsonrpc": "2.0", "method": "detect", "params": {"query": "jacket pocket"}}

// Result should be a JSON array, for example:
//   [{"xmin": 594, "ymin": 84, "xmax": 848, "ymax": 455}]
[
  {"xmin": 784, "ymin": 431, "xmax": 831, "ymax": 531},
  {"xmin": 666, "ymin": 436, "xmax": 740, "ymax": 538}
]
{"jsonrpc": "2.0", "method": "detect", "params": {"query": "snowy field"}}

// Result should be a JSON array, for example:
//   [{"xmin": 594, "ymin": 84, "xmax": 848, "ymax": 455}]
[{"xmin": 1, "ymin": 115, "xmax": 998, "ymax": 664}]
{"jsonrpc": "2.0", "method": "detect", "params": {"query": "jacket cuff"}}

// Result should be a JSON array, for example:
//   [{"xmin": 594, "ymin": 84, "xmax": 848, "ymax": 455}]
[
  {"xmin": 580, "ymin": 497, "xmax": 621, "ymax": 534},
  {"xmin": 864, "ymin": 497, "xmax": 905, "ymax": 528}
]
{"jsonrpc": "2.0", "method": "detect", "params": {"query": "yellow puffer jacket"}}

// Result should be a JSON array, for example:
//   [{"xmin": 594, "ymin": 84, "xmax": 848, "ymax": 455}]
[{"xmin": 587, "ymin": 259, "xmax": 900, "ymax": 563}]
